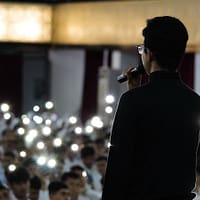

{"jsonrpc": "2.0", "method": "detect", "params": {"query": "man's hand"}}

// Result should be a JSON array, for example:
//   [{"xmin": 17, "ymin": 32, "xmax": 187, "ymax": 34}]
[{"xmin": 124, "ymin": 67, "xmax": 142, "ymax": 90}]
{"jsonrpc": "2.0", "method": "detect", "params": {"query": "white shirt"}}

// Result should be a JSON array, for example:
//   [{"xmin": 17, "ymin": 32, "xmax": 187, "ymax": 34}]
[{"xmin": 79, "ymin": 161, "xmax": 102, "ymax": 192}]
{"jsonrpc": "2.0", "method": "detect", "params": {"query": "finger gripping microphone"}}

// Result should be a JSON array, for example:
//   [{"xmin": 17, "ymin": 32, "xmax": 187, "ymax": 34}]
[{"xmin": 117, "ymin": 64, "xmax": 146, "ymax": 83}]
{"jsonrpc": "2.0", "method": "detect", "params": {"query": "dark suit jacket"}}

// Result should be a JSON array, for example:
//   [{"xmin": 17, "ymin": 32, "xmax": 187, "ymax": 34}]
[{"xmin": 102, "ymin": 71, "xmax": 200, "ymax": 200}]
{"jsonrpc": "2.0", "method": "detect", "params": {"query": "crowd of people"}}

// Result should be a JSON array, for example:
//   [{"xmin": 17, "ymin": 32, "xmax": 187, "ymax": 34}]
[{"xmin": 0, "ymin": 102, "xmax": 110, "ymax": 200}]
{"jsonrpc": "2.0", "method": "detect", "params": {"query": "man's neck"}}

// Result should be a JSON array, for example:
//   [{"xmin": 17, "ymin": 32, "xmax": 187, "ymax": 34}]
[{"xmin": 150, "ymin": 62, "xmax": 164, "ymax": 73}]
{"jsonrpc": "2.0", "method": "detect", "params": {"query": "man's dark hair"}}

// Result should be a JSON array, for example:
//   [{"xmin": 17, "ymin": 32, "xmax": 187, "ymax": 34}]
[
  {"xmin": 95, "ymin": 138, "xmax": 105, "ymax": 145},
  {"xmin": 61, "ymin": 171, "xmax": 81, "ymax": 182},
  {"xmin": 48, "ymin": 181, "xmax": 68, "ymax": 195},
  {"xmin": 30, "ymin": 176, "xmax": 42, "ymax": 190},
  {"xmin": 22, "ymin": 157, "xmax": 36, "ymax": 167},
  {"xmin": 4, "ymin": 151, "xmax": 15, "ymax": 159},
  {"xmin": 70, "ymin": 165, "xmax": 84, "ymax": 172},
  {"xmin": 96, "ymin": 155, "xmax": 107, "ymax": 162},
  {"xmin": 142, "ymin": 16, "xmax": 188, "ymax": 71},
  {"xmin": 5, "ymin": 167, "xmax": 30, "ymax": 184},
  {"xmin": 80, "ymin": 146, "xmax": 95, "ymax": 158}
]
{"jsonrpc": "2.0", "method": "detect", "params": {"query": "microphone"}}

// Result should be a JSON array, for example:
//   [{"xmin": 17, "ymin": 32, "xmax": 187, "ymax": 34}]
[{"xmin": 117, "ymin": 64, "xmax": 146, "ymax": 83}]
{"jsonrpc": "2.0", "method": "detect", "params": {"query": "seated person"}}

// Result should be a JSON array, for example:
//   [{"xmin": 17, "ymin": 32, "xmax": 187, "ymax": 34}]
[
  {"xmin": 29, "ymin": 176, "xmax": 42, "ymax": 200},
  {"xmin": 48, "ymin": 181, "xmax": 70, "ymax": 200},
  {"xmin": 95, "ymin": 156, "xmax": 107, "ymax": 186},
  {"xmin": 71, "ymin": 165, "xmax": 101, "ymax": 200},
  {"xmin": 61, "ymin": 172, "xmax": 90, "ymax": 200},
  {"xmin": 5, "ymin": 167, "xmax": 30, "ymax": 200}
]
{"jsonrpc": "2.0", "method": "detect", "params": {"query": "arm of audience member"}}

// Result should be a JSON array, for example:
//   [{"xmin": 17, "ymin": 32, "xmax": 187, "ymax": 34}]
[
  {"xmin": 101, "ymin": 92, "xmax": 138, "ymax": 200},
  {"xmin": 35, "ymin": 168, "xmax": 49, "ymax": 191},
  {"xmin": 38, "ymin": 190, "xmax": 50, "ymax": 200},
  {"xmin": 85, "ymin": 187, "xmax": 102, "ymax": 200}
]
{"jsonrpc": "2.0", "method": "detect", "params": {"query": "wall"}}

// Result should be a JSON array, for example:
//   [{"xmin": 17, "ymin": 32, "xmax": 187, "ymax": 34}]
[
  {"xmin": 49, "ymin": 48, "xmax": 85, "ymax": 117},
  {"xmin": 22, "ymin": 50, "xmax": 49, "ymax": 113}
]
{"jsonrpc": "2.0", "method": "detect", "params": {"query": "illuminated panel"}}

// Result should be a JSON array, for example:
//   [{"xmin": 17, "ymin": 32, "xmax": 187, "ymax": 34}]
[
  {"xmin": 52, "ymin": 0, "xmax": 200, "ymax": 51},
  {"xmin": 0, "ymin": 3, "xmax": 52, "ymax": 43}
]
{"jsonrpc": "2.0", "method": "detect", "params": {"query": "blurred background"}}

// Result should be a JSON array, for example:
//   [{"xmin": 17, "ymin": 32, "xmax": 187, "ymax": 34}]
[{"xmin": 0, "ymin": 0, "xmax": 199, "ymax": 192}]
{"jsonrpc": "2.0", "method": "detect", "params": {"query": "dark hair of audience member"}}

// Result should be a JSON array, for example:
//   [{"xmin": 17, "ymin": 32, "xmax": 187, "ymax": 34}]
[
  {"xmin": 30, "ymin": 176, "xmax": 42, "ymax": 190},
  {"xmin": 48, "ymin": 181, "xmax": 68, "ymax": 195},
  {"xmin": 96, "ymin": 155, "xmax": 107, "ymax": 162},
  {"xmin": 61, "ymin": 171, "xmax": 81, "ymax": 182},
  {"xmin": 5, "ymin": 167, "xmax": 30, "ymax": 184},
  {"xmin": 80, "ymin": 146, "xmax": 95, "ymax": 158}
]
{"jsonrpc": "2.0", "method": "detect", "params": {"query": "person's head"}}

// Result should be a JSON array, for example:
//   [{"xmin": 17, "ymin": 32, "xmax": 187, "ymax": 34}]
[
  {"xmin": 0, "ymin": 183, "xmax": 10, "ymax": 200},
  {"xmin": 5, "ymin": 167, "xmax": 30, "ymax": 200},
  {"xmin": 29, "ymin": 176, "xmax": 41, "ymax": 200},
  {"xmin": 80, "ymin": 146, "xmax": 96, "ymax": 169},
  {"xmin": 61, "ymin": 172, "xmax": 81, "ymax": 197},
  {"xmin": 70, "ymin": 165, "xmax": 87, "ymax": 186},
  {"xmin": 2, "ymin": 129, "xmax": 18, "ymax": 152},
  {"xmin": 48, "ymin": 181, "xmax": 70, "ymax": 200},
  {"xmin": 2, "ymin": 151, "xmax": 16, "ymax": 169},
  {"xmin": 140, "ymin": 16, "xmax": 188, "ymax": 74},
  {"xmin": 22, "ymin": 157, "xmax": 37, "ymax": 178},
  {"xmin": 94, "ymin": 138, "xmax": 106, "ymax": 156},
  {"xmin": 96, "ymin": 156, "xmax": 107, "ymax": 176},
  {"xmin": 70, "ymin": 165, "xmax": 85, "ymax": 177}
]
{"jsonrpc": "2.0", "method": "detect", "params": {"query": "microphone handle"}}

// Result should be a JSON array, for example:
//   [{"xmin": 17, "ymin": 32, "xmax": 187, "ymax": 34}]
[{"xmin": 117, "ymin": 65, "xmax": 145, "ymax": 83}]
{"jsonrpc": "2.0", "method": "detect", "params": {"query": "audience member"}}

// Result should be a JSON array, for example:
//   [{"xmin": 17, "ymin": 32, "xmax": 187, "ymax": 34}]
[
  {"xmin": 61, "ymin": 171, "xmax": 90, "ymax": 200},
  {"xmin": 48, "ymin": 181, "xmax": 70, "ymax": 200},
  {"xmin": 5, "ymin": 167, "xmax": 30, "ymax": 200},
  {"xmin": 80, "ymin": 146, "xmax": 101, "ymax": 192}
]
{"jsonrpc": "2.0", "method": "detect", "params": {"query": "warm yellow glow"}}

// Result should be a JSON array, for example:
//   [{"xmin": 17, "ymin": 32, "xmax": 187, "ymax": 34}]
[
  {"xmin": 52, "ymin": 2, "xmax": 145, "ymax": 45},
  {"xmin": 52, "ymin": 0, "xmax": 200, "ymax": 51},
  {"xmin": 0, "ymin": 1, "xmax": 200, "ymax": 51},
  {"xmin": 0, "ymin": 3, "xmax": 52, "ymax": 43}
]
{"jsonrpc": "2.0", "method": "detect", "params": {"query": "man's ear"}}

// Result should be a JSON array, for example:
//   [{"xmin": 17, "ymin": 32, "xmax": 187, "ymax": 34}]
[{"xmin": 148, "ymin": 50, "xmax": 156, "ymax": 62}]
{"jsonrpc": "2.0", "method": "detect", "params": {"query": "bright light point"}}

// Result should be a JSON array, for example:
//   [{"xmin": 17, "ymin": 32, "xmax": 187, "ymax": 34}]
[
  {"xmin": 91, "ymin": 116, "xmax": 104, "ymax": 128},
  {"xmin": 85, "ymin": 125, "xmax": 94, "ymax": 134},
  {"xmin": 105, "ymin": 95, "xmax": 115, "ymax": 104},
  {"xmin": 45, "ymin": 119, "xmax": 52, "ymax": 125},
  {"xmin": 53, "ymin": 138, "xmax": 62, "ymax": 147},
  {"xmin": 25, "ymin": 129, "xmax": 38, "ymax": 143},
  {"xmin": 19, "ymin": 151, "xmax": 27, "ymax": 158},
  {"xmin": 1, "ymin": 103, "xmax": 10, "ymax": 112},
  {"xmin": 42, "ymin": 126, "xmax": 51, "ymax": 136},
  {"xmin": 75, "ymin": 127, "xmax": 82, "ymax": 134},
  {"xmin": 37, "ymin": 141, "xmax": 45, "ymax": 150},
  {"xmin": 3, "ymin": 113, "xmax": 11, "ymax": 120},
  {"xmin": 25, "ymin": 134, "xmax": 34, "ymax": 143},
  {"xmin": 28, "ymin": 129, "xmax": 38, "ymax": 138},
  {"xmin": 33, "ymin": 105, "xmax": 40, "ymax": 112},
  {"xmin": 45, "ymin": 101, "xmax": 54, "ymax": 110},
  {"xmin": 70, "ymin": 144, "xmax": 79, "ymax": 152},
  {"xmin": 33, "ymin": 115, "xmax": 43, "ymax": 124},
  {"xmin": 8, "ymin": 164, "xmax": 16, "ymax": 172},
  {"xmin": 82, "ymin": 171, "xmax": 87, "ymax": 177},
  {"xmin": 37, "ymin": 156, "xmax": 46, "ymax": 166},
  {"xmin": 107, "ymin": 142, "xmax": 111, "ymax": 148},
  {"xmin": 105, "ymin": 106, "xmax": 113, "ymax": 114},
  {"xmin": 22, "ymin": 117, "xmax": 30, "ymax": 125},
  {"xmin": 69, "ymin": 116, "xmax": 77, "ymax": 124},
  {"xmin": 47, "ymin": 159, "xmax": 56, "ymax": 168},
  {"xmin": 17, "ymin": 127, "xmax": 25, "ymax": 135}
]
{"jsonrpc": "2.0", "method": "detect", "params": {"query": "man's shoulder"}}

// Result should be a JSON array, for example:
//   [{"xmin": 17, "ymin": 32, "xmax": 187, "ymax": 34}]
[{"xmin": 122, "ymin": 83, "xmax": 150, "ymax": 98}]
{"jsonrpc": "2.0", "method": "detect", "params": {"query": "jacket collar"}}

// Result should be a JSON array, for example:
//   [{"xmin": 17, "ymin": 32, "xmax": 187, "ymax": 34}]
[{"xmin": 149, "ymin": 70, "xmax": 180, "ymax": 82}]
